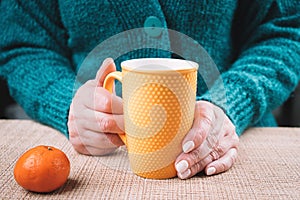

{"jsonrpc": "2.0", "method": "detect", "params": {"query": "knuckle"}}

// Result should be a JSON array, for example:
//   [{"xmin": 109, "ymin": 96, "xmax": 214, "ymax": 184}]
[
  {"xmin": 192, "ymin": 127, "xmax": 206, "ymax": 141},
  {"xmin": 192, "ymin": 162, "xmax": 204, "ymax": 174},
  {"xmin": 198, "ymin": 100, "xmax": 213, "ymax": 109},
  {"xmin": 215, "ymin": 145, "xmax": 225, "ymax": 156},
  {"xmin": 97, "ymin": 133, "xmax": 112, "ymax": 145},
  {"xmin": 98, "ymin": 117, "xmax": 114, "ymax": 132},
  {"xmin": 219, "ymin": 162, "xmax": 229, "ymax": 172},
  {"xmin": 231, "ymin": 148, "xmax": 238, "ymax": 162},
  {"xmin": 231, "ymin": 133, "xmax": 240, "ymax": 147},
  {"xmin": 69, "ymin": 135, "xmax": 80, "ymax": 146},
  {"xmin": 189, "ymin": 148, "xmax": 202, "ymax": 164},
  {"xmin": 206, "ymin": 134, "xmax": 219, "ymax": 149},
  {"xmin": 189, "ymin": 151, "xmax": 199, "ymax": 163},
  {"xmin": 98, "ymin": 90, "xmax": 112, "ymax": 111},
  {"xmin": 198, "ymin": 104, "xmax": 212, "ymax": 118},
  {"xmin": 210, "ymin": 150, "xmax": 220, "ymax": 160},
  {"xmin": 68, "ymin": 113, "xmax": 75, "ymax": 122},
  {"xmin": 102, "ymin": 96, "xmax": 112, "ymax": 111},
  {"xmin": 68, "ymin": 129, "xmax": 76, "ymax": 138},
  {"xmin": 230, "ymin": 153, "xmax": 237, "ymax": 164},
  {"xmin": 200, "ymin": 155, "xmax": 213, "ymax": 168},
  {"xmin": 194, "ymin": 129, "xmax": 205, "ymax": 144},
  {"xmin": 67, "ymin": 120, "xmax": 73, "ymax": 130},
  {"xmin": 195, "ymin": 101, "xmax": 204, "ymax": 109},
  {"xmin": 234, "ymin": 135, "xmax": 240, "ymax": 145},
  {"xmin": 229, "ymin": 124, "xmax": 236, "ymax": 134},
  {"xmin": 229, "ymin": 121, "xmax": 236, "ymax": 130},
  {"xmin": 202, "ymin": 116, "xmax": 213, "ymax": 127},
  {"xmin": 214, "ymin": 106, "xmax": 224, "ymax": 118},
  {"xmin": 74, "ymin": 86, "xmax": 85, "ymax": 99},
  {"xmin": 229, "ymin": 153, "xmax": 237, "ymax": 166},
  {"xmin": 68, "ymin": 124, "xmax": 78, "ymax": 138},
  {"xmin": 86, "ymin": 79, "xmax": 95, "ymax": 86},
  {"xmin": 70, "ymin": 138, "xmax": 86, "ymax": 153},
  {"xmin": 217, "ymin": 150, "xmax": 237, "ymax": 172}
]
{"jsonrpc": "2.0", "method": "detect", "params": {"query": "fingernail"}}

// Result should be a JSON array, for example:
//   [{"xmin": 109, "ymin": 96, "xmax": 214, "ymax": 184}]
[
  {"xmin": 207, "ymin": 167, "xmax": 216, "ymax": 176},
  {"xmin": 179, "ymin": 169, "xmax": 191, "ymax": 179},
  {"xmin": 175, "ymin": 160, "xmax": 189, "ymax": 173},
  {"xmin": 183, "ymin": 141, "xmax": 195, "ymax": 153}
]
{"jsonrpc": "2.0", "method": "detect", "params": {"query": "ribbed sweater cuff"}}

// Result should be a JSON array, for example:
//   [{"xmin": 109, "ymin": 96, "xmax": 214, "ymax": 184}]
[
  {"xmin": 197, "ymin": 74, "xmax": 257, "ymax": 136},
  {"xmin": 38, "ymin": 78, "xmax": 74, "ymax": 137}
]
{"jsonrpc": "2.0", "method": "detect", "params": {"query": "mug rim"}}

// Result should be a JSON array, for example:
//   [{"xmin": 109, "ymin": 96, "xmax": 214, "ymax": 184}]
[{"xmin": 121, "ymin": 58, "xmax": 198, "ymax": 73}]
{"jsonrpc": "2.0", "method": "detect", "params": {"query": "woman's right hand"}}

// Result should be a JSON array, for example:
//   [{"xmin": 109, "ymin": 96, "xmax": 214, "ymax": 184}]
[{"xmin": 68, "ymin": 58, "xmax": 125, "ymax": 155}]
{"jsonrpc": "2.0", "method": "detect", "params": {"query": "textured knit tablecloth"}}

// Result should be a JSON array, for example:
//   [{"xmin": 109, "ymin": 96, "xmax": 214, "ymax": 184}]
[{"xmin": 0, "ymin": 120, "xmax": 299, "ymax": 200}]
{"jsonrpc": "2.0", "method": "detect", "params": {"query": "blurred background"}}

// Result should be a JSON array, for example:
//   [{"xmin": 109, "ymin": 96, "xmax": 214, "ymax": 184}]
[
  {"xmin": 1, "ymin": 78, "xmax": 300, "ymax": 126},
  {"xmin": 0, "ymin": 79, "xmax": 30, "ymax": 119}
]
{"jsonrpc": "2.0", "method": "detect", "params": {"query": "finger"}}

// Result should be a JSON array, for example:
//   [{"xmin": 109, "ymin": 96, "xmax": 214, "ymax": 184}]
[
  {"xmin": 105, "ymin": 132, "xmax": 125, "ymax": 146},
  {"xmin": 77, "ymin": 82, "xmax": 123, "ymax": 114},
  {"xmin": 86, "ymin": 145, "xmax": 119, "ymax": 156},
  {"xmin": 69, "ymin": 104, "xmax": 124, "ymax": 135},
  {"xmin": 177, "ymin": 154, "xmax": 212, "ymax": 179},
  {"xmin": 175, "ymin": 139, "xmax": 214, "ymax": 178},
  {"xmin": 68, "ymin": 111, "xmax": 82, "ymax": 138},
  {"xmin": 181, "ymin": 102, "xmax": 211, "ymax": 153},
  {"xmin": 69, "ymin": 118, "xmax": 123, "ymax": 155},
  {"xmin": 75, "ymin": 144, "xmax": 118, "ymax": 156},
  {"xmin": 175, "ymin": 138, "xmax": 216, "ymax": 175},
  {"xmin": 177, "ymin": 147, "xmax": 238, "ymax": 179},
  {"xmin": 69, "ymin": 128, "xmax": 121, "ymax": 156},
  {"xmin": 75, "ymin": 130, "xmax": 123, "ymax": 148},
  {"xmin": 95, "ymin": 111, "xmax": 124, "ymax": 133},
  {"xmin": 205, "ymin": 131, "xmax": 239, "ymax": 161},
  {"xmin": 175, "ymin": 132, "xmax": 238, "ymax": 177},
  {"xmin": 181, "ymin": 101, "xmax": 223, "ymax": 154},
  {"xmin": 92, "ymin": 86, "xmax": 123, "ymax": 114},
  {"xmin": 81, "ymin": 110, "xmax": 125, "ymax": 133},
  {"xmin": 205, "ymin": 147, "xmax": 238, "ymax": 176},
  {"xmin": 96, "ymin": 58, "xmax": 116, "ymax": 87}
]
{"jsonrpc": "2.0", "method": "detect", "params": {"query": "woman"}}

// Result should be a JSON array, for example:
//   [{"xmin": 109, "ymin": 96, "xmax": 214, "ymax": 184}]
[{"xmin": 1, "ymin": 0, "xmax": 299, "ymax": 179}]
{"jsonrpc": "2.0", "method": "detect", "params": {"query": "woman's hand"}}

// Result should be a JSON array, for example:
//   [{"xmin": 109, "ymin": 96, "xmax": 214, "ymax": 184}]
[
  {"xmin": 175, "ymin": 101, "xmax": 239, "ymax": 179},
  {"xmin": 68, "ymin": 58, "xmax": 124, "ymax": 155}
]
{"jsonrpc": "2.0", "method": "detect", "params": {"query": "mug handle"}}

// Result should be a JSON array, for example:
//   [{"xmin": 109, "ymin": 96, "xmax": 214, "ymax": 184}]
[{"xmin": 103, "ymin": 72, "xmax": 127, "ymax": 145}]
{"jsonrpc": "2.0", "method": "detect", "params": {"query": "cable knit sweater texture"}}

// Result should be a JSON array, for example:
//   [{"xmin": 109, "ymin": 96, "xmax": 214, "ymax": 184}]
[{"xmin": 0, "ymin": 0, "xmax": 299, "ymax": 136}]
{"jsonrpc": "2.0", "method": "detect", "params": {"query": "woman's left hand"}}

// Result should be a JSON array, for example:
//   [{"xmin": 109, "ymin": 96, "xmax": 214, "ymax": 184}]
[{"xmin": 175, "ymin": 101, "xmax": 239, "ymax": 179}]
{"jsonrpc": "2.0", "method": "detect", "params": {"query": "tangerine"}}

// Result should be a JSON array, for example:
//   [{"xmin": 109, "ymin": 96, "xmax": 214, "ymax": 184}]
[{"xmin": 14, "ymin": 145, "xmax": 70, "ymax": 193}]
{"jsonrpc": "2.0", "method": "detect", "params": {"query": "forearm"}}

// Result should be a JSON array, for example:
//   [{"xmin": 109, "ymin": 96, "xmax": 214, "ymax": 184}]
[
  {"xmin": 0, "ymin": 0, "xmax": 75, "ymax": 136},
  {"xmin": 1, "ymin": 47, "xmax": 75, "ymax": 136},
  {"xmin": 199, "ymin": 2, "xmax": 300, "ymax": 135}
]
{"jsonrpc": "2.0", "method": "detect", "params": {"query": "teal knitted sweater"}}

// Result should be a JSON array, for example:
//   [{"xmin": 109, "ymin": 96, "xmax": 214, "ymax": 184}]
[{"xmin": 0, "ymin": 0, "xmax": 299, "ymax": 136}]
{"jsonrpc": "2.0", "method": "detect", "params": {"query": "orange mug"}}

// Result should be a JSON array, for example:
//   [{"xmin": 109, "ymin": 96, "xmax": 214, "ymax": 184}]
[{"xmin": 103, "ymin": 58, "xmax": 198, "ymax": 179}]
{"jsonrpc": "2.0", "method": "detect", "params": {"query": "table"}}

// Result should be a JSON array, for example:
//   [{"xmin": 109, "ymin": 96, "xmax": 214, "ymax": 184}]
[{"xmin": 0, "ymin": 120, "xmax": 299, "ymax": 199}]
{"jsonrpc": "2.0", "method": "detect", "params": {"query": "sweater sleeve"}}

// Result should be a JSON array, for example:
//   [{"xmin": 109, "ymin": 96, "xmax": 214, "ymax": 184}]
[
  {"xmin": 0, "ymin": 1, "xmax": 74, "ymax": 136},
  {"xmin": 198, "ymin": 1, "xmax": 300, "ymax": 135}
]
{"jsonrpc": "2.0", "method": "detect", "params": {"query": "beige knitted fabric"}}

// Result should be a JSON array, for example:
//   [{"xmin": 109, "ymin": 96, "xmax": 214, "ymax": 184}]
[{"xmin": 0, "ymin": 120, "xmax": 299, "ymax": 199}]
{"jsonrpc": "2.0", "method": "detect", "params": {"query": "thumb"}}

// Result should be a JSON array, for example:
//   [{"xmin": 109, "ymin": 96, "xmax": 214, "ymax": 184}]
[
  {"xmin": 96, "ymin": 58, "xmax": 116, "ymax": 87},
  {"xmin": 181, "ymin": 101, "xmax": 213, "ymax": 153}
]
